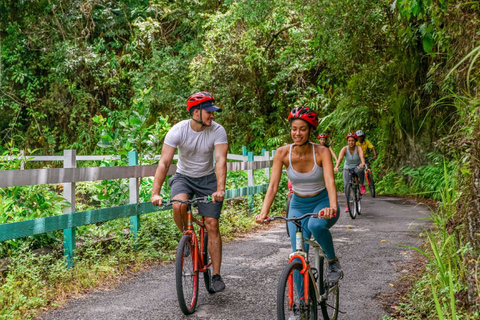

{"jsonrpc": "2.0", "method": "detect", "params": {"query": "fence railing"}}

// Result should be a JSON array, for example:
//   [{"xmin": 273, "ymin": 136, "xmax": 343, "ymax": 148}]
[{"xmin": 0, "ymin": 148, "xmax": 273, "ymax": 267}]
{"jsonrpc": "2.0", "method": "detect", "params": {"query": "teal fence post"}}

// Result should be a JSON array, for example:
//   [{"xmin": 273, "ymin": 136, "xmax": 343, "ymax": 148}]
[
  {"xmin": 63, "ymin": 150, "xmax": 76, "ymax": 268},
  {"xmin": 248, "ymin": 151, "xmax": 254, "ymax": 213},
  {"xmin": 242, "ymin": 146, "xmax": 247, "ymax": 156},
  {"xmin": 129, "ymin": 150, "xmax": 140, "ymax": 248}
]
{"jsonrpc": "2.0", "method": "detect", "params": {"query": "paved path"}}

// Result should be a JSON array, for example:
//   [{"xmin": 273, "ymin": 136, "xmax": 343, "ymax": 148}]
[{"xmin": 37, "ymin": 195, "xmax": 431, "ymax": 320}]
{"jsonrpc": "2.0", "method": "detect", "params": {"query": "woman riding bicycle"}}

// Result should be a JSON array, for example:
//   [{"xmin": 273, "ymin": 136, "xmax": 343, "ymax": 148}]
[
  {"xmin": 318, "ymin": 133, "xmax": 338, "ymax": 164},
  {"xmin": 334, "ymin": 133, "xmax": 366, "ymax": 211},
  {"xmin": 255, "ymin": 106, "xmax": 343, "ymax": 284}
]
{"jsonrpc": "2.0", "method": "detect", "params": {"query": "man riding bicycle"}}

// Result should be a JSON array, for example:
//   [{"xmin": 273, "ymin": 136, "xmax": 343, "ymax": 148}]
[
  {"xmin": 355, "ymin": 130, "xmax": 377, "ymax": 161},
  {"xmin": 151, "ymin": 92, "xmax": 228, "ymax": 293}
]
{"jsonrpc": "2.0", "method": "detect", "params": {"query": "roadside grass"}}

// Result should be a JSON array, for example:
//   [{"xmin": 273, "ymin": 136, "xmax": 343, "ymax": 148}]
[{"xmin": 379, "ymin": 160, "xmax": 479, "ymax": 319}]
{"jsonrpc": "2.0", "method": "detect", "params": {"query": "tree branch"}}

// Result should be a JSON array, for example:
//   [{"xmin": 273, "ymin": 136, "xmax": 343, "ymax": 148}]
[{"xmin": 264, "ymin": 22, "xmax": 301, "ymax": 53}]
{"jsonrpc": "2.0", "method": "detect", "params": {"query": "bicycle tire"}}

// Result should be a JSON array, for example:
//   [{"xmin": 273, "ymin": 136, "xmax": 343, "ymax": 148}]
[
  {"xmin": 175, "ymin": 235, "xmax": 199, "ymax": 315},
  {"xmin": 202, "ymin": 233, "xmax": 215, "ymax": 294},
  {"xmin": 277, "ymin": 260, "xmax": 317, "ymax": 320},
  {"xmin": 286, "ymin": 192, "xmax": 293, "ymax": 237},
  {"xmin": 319, "ymin": 256, "xmax": 340, "ymax": 320},
  {"xmin": 367, "ymin": 171, "xmax": 376, "ymax": 198},
  {"xmin": 346, "ymin": 185, "xmax": 356, "ymax": 219},
  {"xmin": 356, "ymin": 186, "xmax": 362, "ymax": 215}
]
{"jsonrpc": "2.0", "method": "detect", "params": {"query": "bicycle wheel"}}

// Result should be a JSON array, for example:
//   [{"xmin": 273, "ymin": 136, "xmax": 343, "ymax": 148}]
[
  {"xmin": 277, "ymin": 260, "xmax": 317, "ymax": 320},
  {"xmin": 319, "ymin": 256, "xmax": 340, "ymax": 320},
  {"xmin": 356, "ymin": 186, "xmax": 362, "ymax": 215},
  {"xmin": 202, "ymin": 233, "xmax": 215, "ymax": 294},
  {"xmin": 286, "ymin": 192, "xmax": 293, "ymax": 237},
  {"xmin": 175, "ymin": 235, "xmax": 199, "ymax": 315},
  {"xmin": 346, "ymin": 185, "xmax": 356, "ymax": 219},
  {"xmin": 367, "ymin": 171, "xmax": 376, "ymax": 198}
]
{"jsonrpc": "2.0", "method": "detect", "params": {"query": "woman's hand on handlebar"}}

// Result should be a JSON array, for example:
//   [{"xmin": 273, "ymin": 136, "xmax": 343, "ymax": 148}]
[
  {"xmin": 319, "ymin": 207, "xmax": 337, "ymax": 219},
  {"xmin": 151, "ymin": 194, "xmax": 163, "ymax": 206},
  {"xmin": 255, "ymin": 212, "xmax": 269, "ymax": 224}
]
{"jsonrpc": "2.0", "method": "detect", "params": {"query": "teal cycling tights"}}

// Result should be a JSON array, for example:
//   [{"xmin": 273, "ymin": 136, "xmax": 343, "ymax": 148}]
[{"xmin": 287, "ymin": 189, "xmax": 339, "ymax": 298}]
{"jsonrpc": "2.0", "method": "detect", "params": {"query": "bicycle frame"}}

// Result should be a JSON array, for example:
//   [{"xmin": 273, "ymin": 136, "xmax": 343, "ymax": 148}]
[
  {"xmin": 364, "ymin": 163, "xmax": 372, "ymax": 185},
  {"xmin": 183, "ymin": 208, "xmax": 211, "ymax": 274},
  {"xmin": 287, "ymin": 232, "xmax": 327, "ymax": 306},
  {"xmin": 165, "ymin": 197, "xmax": 213, "ymax": 274}
]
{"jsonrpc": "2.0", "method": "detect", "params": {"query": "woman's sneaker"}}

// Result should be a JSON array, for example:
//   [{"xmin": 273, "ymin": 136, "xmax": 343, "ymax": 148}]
[
  {"xmin": 345, "ymin": 206, "xmax": 349, "ymax": 212},
  {"xmin": 211, "ymin": 274, "xmax": 226, "ymax": 292},
  {"xmin": 327, "ymin": 259, "xmax": 344, "ymax": 283}
]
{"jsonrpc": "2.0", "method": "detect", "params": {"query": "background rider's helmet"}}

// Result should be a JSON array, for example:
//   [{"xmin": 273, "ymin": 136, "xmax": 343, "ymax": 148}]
[
  {"xmin": 346, "ymin": 132, "xmax": 358, "ymax": 140},
  {"xmin": 355, "ymin": 130, "xmax": 364, "ymax": 137},
  {"xmin": 318, "ymin": 133, "xmax": 328, "ymax": 139},
  {"xmin": 186, "ymin": 92, "xmax": 222, "ymax": 113},
  {"xmin": 288, "ymin": 106, "xmax": 319, "ymax": 129}
]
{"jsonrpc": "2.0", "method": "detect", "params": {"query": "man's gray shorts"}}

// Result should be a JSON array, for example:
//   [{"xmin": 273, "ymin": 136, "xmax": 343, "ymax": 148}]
[{"xmin": 168, "ymin": 172, "xmax": 223, "ymax": 219}]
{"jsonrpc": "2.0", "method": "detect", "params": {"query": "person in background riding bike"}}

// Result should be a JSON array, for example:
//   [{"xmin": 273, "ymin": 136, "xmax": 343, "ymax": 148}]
[
  {"xmin": 318, "ymin": 133, "xmax": 338, "ymax": 164},
  {"xmin": 355, "ymin": 130, "xmax": 377, "ymax": 161},
  {"xmin": 151, "ymin": 92, "xmax": 228, "ymax": 293},
  {"xmin": 255, "ymin": 106, "xmax": 343, "ymax": 285},
  {"xmin": 334, "ymin": 133, "xmax": 366, "ymax": 210}
]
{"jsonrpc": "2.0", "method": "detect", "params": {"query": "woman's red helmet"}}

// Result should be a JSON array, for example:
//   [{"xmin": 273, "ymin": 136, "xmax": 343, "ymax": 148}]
[
  {"xmin": 318, "ymin": 133, "xmax": 328, "ymax": 139},
  {"xmin": 288, "ymin": 106, "xmax": 319, "ymax": 129},
  {"xmin": 186, "ymin": 92, "xmax": 221, "ymax": 112},
  {"xmin": 346, "ymin": 132, "xmax": 358, "ymax": 140}
]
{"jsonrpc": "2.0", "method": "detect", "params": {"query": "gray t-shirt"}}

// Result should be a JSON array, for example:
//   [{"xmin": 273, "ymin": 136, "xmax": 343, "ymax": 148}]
[{"xmin": 164, "ymin": 120, "xmax": 228, "ymax": 178}]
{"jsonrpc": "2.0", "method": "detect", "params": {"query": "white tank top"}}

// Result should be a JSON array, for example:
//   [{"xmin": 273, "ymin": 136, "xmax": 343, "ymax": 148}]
[{"xmin": 286, "ymin": 143, "xmax": 325, "ymax": 196}]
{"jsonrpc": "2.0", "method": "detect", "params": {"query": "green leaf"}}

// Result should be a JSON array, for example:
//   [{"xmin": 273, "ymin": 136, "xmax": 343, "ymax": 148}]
[
  {"xmin": 422, "ymin": 33, "xmax": 434, "ymax": 53},
  {"xmin": 129, "ymin": 117, "xmax": 142, "ymax": 126}
]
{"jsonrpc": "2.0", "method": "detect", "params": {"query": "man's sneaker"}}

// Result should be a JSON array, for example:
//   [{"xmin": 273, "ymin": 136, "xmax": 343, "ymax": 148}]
[
  {"xmin": 360, "ymin": 185, "xmax": 366, "ymax": 194},
  {"xmin": 327, "ymin": 259, "xmax": 344, "ymax": 283},
  {"xmin": 183, "ymin": 244, "xmax": 191, "ymax": 257},
  {"xmin": 211, "ymin": 274, "xmax": 226, "ymax": 292},
  {"xmin": 345, "ymin": 206, "xmax": 349, "ymax": 212}
]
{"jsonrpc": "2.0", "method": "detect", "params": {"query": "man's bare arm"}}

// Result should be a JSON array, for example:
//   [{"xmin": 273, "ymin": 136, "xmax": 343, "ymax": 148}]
[{"xmin": 151, "ymin": 144, "xmax": 176, "ymax": 205}]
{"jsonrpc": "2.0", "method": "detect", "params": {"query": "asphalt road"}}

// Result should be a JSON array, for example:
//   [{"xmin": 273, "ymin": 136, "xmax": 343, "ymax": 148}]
[{"xmin": 37, "ymin": 195, "xmax": 431, "ymax": 320}]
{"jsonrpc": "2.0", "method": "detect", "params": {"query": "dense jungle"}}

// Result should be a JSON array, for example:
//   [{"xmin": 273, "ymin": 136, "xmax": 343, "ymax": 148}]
[{"xmin": 1, "ymin": 0, "xmax": 479, "ymax": 318}]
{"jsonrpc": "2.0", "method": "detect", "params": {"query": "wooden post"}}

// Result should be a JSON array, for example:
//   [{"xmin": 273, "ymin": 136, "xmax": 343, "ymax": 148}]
[
  {"xmin": 129, "ymin": 150, "xmax": 140, "ymax": 248},
  {"xmin": 20, "ymin": 150, "xmax": 25, "ymax": 170},
  {"xmin": 248, "ymin": 151, "xmax": 254, "ymax": 213},
  {"xmin": 264, "ymin": 151, "xmax": 270, "ymax": 179},
  {"xmin": 242, "ymin": 146, "xmax": 247, "ymax": 157},
  {"xmin": 63, "ymin": 150, "xmax": 76, "ymax": 268}
]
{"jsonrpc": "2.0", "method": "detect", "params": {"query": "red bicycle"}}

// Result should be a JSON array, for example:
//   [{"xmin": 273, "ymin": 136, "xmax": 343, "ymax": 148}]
[{"xmin": 162, "ymin": 196, "xmax": 215, "ymax": 315}]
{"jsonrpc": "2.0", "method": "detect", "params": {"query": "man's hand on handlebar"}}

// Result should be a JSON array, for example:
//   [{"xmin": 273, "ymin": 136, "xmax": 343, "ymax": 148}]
[
  {"xmin": 211, "ymin": 190, "xmax": 225, "ymax": 203},
  {"xmin": 151, "ymin": 194, "xmax": 163, "ymax": 206}
]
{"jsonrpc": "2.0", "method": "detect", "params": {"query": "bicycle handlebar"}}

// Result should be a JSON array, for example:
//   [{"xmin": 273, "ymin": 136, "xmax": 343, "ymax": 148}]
[
  {"xmin": 162, "ymin": 196, "xmax": 212, "ymax": 206},
  {"xmin": 264, "ymin": 210, "xmax": 336, "ymax": 223}
]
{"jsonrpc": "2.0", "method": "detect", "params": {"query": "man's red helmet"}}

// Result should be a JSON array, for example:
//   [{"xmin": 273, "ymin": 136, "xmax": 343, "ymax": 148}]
[
  {"xmin": 346, "ymin": 132, "xmax": 358, "ymax": 140},
  {"xmin": 288, "ymin": 106, "xmax": 319, "ymax": 129},
  {"xmin": 186, "ymin": 92, "xmax": 221, "ymax": 112},
  {"xmin": 318, "ymin": 133, "xmax": 328, "ymax": 139}
]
